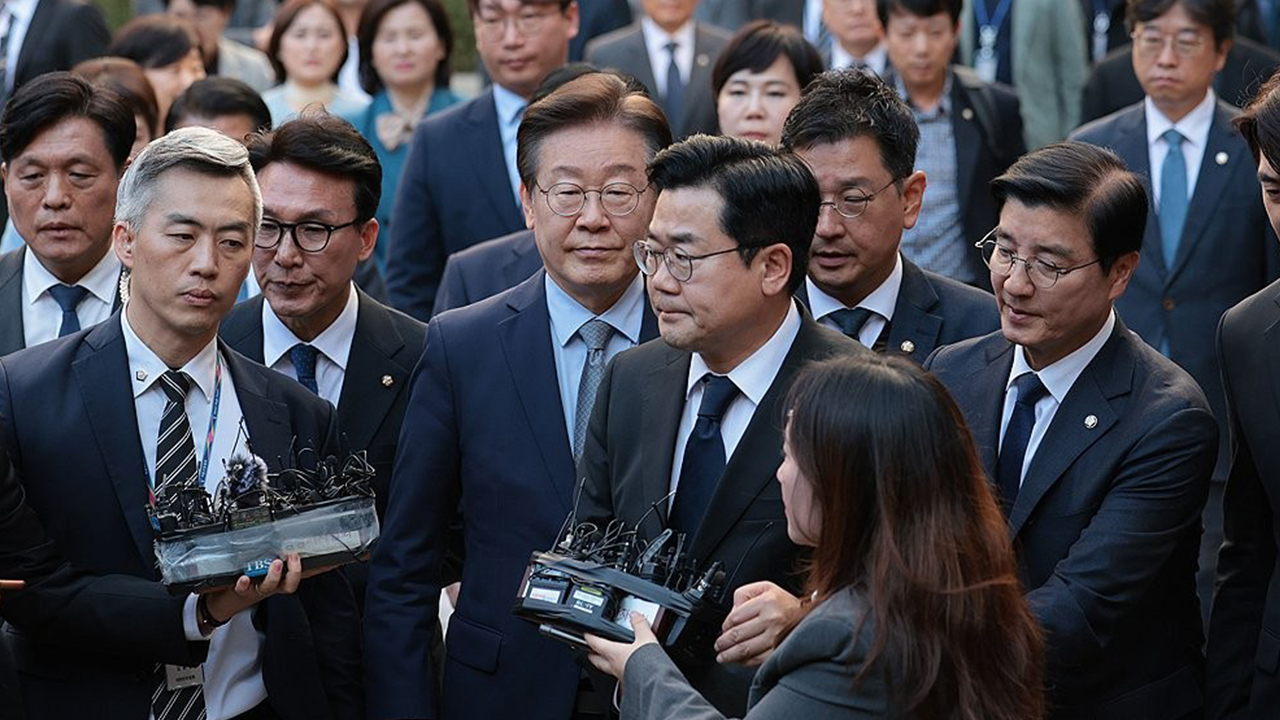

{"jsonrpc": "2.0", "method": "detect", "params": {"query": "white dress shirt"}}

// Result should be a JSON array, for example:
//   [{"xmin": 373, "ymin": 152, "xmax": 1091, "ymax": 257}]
[
  {"xmin": 641, "ymin": 16, "xmax": 697, "ymax": 99},
  {"xmin": 804, "ymin": 0, "xmax": 825, "ymax": 45},
  {"xmin": 546, "ymin": 273, "xmax": 645, "ymax": 448},
  {"xmin": 831, "ymin": 40, "xmax": 888, "ymax": 75},
  {"xmin": 1146, "ymin": 89, "xmax": 1216, "ymax": 205},
  {"xmin": 261, "ymin": 283, "xmax": 358, "ymax": 407},
  {"xmin": 492, "ymin": 83, "xmax": 528, "ymax": 209},
  {"xmin": 998, "ymin": 310, "xmax": 1116, "ymax": 486},
  {"xmin": 21, "ymin": 246, "xmax": 119, "ymax": 348},
  {"xmin": 121, "ymin": 311, "xmax": 268, "ymax": 720},
  {"xmin": 807, "ymin": 253, "xmax": 903, "ymax": 348},
  {"xmin": 1, "ymin": 0, "xmax": 37, "ymax": 93},
  {"xmin": 337, "ymin": 34, "xmax": 372, "ymax": 102},
  {"xmin": 669, "ymin": 301, "xmax": 802, "ymax": 503}
]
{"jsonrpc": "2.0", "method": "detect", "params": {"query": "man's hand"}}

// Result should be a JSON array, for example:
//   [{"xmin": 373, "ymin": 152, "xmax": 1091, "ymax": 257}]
[
  {"xmin": 714, "ymin": 581, "xmax": 803, "ymax": 667},
  {"xmin": 198, "ymin": 553, "xmax": 309, "ymax": 627},
  {"xmin": 584, "ymin": 611, "xmax": 659, "ymax": 681}
]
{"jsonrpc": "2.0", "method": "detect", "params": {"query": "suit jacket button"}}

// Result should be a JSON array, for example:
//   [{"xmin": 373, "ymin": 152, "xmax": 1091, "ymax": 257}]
[{"xmin": 1162, "ymin": 296, "xmax": 1175, "ymax": 311}]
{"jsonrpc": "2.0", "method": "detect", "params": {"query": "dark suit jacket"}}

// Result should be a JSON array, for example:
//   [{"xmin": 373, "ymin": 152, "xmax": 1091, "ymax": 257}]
[
  {"xmin": 1206, "ymin": 280, "xmax": 1280, "ymax": 719},
  {"xmin": 220, "ymin": 289, "xmax": 426, "ymax": 519},
  {"xmin": 585, "ymin": 22, "xmax": 731, "ymax": 140},
  {"xmin": 694, "ymin": 0, "xmax": 803, "ymax": 30},
  {"xmin": 0, "ymin": 315, "xmax": 362, "ymax": 720},
  {"xmin": 365, "ymin": 271, "xmax": 659, "ymax": 720},
  {"xmin": 432, "ymin": 228, "xmax": 543, "ymax": 316},
  {"xmin": 385, "ymin": 88, "xmax": 526, "ymax": 320},
  {"xmin": 13, "ymin": 0, "xmax": 110, "ymax": 91},
  {"xmin": 925, "ymin": 320, "xmax": 1216, "ymax": 719},
  {"xmin": 570, "ymin": 0, "xmax": 633, "ymax": 61},
  {"xmin": 575, "ymin": 309, "xmax": 867, "ymax": 715},
  {"xmin": 0, "ymin": 247, "xmax": 123, "ymax": 357},
  {"xmin": 1080, "ymin": 37, "xmax": 1280, "ymax": 124},
  {"xmin": 1071, "ymin": 100, "xmax": 1280, "ymax": 481},
  {"xmin": 794, "ymin": 257, "xmax": 999, "ymax": 363}
]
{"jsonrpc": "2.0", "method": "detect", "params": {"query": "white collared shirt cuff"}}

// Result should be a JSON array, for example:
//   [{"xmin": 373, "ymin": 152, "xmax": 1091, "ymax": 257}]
[{"xmin": 183, "ymin": 593, "xmax": 206, "ymax": 641}]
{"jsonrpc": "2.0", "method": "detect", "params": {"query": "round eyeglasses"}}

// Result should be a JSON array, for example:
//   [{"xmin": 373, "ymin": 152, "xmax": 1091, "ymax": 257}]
[
  {"xmin": 818, "ymin": 177, "xmax": 898, "ymax": 219},
  {"xmin": 535, "ymin": 182, "xmax": 649, "ymax": 218},
  {"xmin": 975, "ymin": 230, "xmax": 1102, "ymax": 289},
  {"xmin": 255, "ymin": 218, "xmax": 360, "ymax": 253},
  {"xmin": 633, "ymin": 240, "xmax": 739, "ymax": 283}
]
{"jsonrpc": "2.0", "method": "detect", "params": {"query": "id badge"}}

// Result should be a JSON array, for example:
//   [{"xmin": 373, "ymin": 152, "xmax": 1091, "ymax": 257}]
[
  {"xmin": 975, "ymin": 47, "xmax": 997, "ymax": 83},
  {"xmin": 165, "ymin": 664, "xmax": 204, "ymax": 691},
  {"xmin": 1092, "ymin": 12, "xmax": 1111, "ymax": 62}
]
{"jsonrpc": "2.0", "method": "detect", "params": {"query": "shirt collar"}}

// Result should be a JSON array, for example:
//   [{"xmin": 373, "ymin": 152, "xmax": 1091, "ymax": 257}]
[
  {"xmin": 22, "ymin": 245, "xmax": 121, "ymax": 307},
  {"xmin": 1007, "ymin": 309, "xmax": 1116, "ymax": 404},
  {"xmin": 833, "ymin": 41, "xmax": 886, "ymax": 73},
  {"xmin": 1145, "ymin": 88, "xmax": 1216, "ymax": 150},
  {"xmin": 545, "ymin": 272, "xmax": 646, "ymax": 348},
  {"xmin": 686, "ymin": 300, "xmax": 802, "ymax": 407},
  {"xmin": 262, "ymin": 283, "xmax": 359, "ymax": 370},
  {"xmin": 121, "ymin": 308, "xmax": 221, "ymax": 402},
  {"xmin": 641, "ymin": 15, "xmax": 697, "ymax": 56},
  {"xmin": 5, "ymin": 0, "xmax": 36, "ymax": 21},
  {"xmin": 491, "ymin": 82, "xmax": 528, "ymax": 128},
  {"xmin": 894, "ymin": 70, "xmax": 953, "ymax": 117},
  {"xmin": 806, "ymin": 253, "xmax": 903, "ymax": 323}
]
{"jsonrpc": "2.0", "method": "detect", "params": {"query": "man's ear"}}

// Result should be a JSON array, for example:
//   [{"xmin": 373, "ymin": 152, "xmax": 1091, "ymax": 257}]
[
  {"xmin": 757, "ymin": 243, "xmax": 794, "ymax": 298},
  {"xmin": 113, "ymin": 222, "xmax": 136, "ymax": 269}
]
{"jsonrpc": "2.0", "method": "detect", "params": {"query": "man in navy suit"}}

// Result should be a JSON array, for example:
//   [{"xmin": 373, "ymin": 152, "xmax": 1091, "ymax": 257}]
[
  {"xmin": 364, "ymin": 73, "xmax": 670, "ymax": 720},
  {"xmin": 431, "ymin": 228, "xmax": 542, "ymax": 315},
  {"xmin": 385, "ymin": 0, "xmax": 579, "ymax": 319},
  {"xmin": 781, "ymin": 69, "xmax": 999, "ymax": 362},
  {"xmin": 1070, "ymin": 0, "xmax": 1280, "ymax": 613},
  {"xmin": 926, "ymin": 142, "xmax": 1216, "ymax": 719},
  {"xmin": 0, "ymin": 127, "xmax": 362, "ymax": 720}
]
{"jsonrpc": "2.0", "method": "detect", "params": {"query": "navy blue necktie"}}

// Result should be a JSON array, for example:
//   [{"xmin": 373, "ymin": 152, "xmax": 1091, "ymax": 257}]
[
  {"xmin": 48, "ymin": 284, "xmax": 89, "ymax": 337},
  {"xmin": 996, "ymin": 372, "xmax": 1049, "ymax": 513},
  {"xmin": 290, "ymin": 343, "xmax": 319, "ymax": 394},
  {"xmin": 670, "ymin": 374, "xmax": 740, "ymax": 536},
  {"xmin": 828, "ymin": 307, "xmax": 875, "ymax": 344}
]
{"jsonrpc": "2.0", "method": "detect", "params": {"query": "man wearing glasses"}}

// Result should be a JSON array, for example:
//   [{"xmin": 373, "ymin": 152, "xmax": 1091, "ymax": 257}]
[
  {"xmin": 1071, "ymin": 0, "xmax": 1280, "ymax": 616},
  {"xmin": 926, "ymin": 141, "xmax": 1216, "ymax": 720},
  {"xmin": 365, "ymin": 73, "xmax": 668, "ymax": 720},
  {"xmin": 780, "ymin": 69, "xmax": 999, "ymax": 363},
  {"xmin": 574, "ymin": 134, "xmax": 865, "ymax": 716}
]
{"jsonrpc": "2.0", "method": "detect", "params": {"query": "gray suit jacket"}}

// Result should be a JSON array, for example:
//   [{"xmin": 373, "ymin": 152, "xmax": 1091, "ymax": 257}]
[
  {"xmin": 216, "ymin": 37, "xmax": 276, "ymax": 93},
  {"xmin": 694, "ymin": 0, "xmax": 803, "ymax": 31},
  {"xmin": 585, "ymin": 22, "xmax": 731, "ymax": 140},
  {"xmin": 621, "ymin": 587, "xmax": 895, "ymax": 719}
]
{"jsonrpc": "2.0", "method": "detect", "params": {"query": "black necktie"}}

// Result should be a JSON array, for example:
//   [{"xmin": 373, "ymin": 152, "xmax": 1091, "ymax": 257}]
[
  {"xmin": 290, "ymin": 343, "xmax": 319, "ymax": 394},
  {"xmin": 48, "ymin": 284, "xmax": 89, "ymax": 337},
  {"xmin": 829, "ymin": 307, "xmax": 876, "ymax": 345},
  {"xmin": 996, "ymin": 372, "xmax": 1049, "ymax": 513},
  {"xmin": 670, "ymin": 374, "xmax": 740, "ymax": 536}
]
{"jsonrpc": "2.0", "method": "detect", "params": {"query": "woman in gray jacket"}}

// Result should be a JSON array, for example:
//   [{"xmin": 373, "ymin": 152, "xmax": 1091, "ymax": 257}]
[{"xmin": 587, "ymin": 354, "xmax": 1046, "ymax": 719}]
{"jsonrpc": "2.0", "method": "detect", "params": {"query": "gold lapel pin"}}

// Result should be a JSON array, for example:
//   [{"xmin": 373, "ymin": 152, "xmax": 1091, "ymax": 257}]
[
  {"xmin": 1215, "ymin": 151, "xmax": 1228, "ymax": 166},
  {"xmin": 381, "ymin": 374, "xmax": 394, "ymax": 388},
  {"xmin": 697, "ymin": 54, "xmax": 710, "ymax": 67},
  {"xmin": 899, "ymin": 340, "xmax": 916, "ymax": 354},
  {"xmin": 961, "ymin": 108, "xmax": 974, "ymax": 121},
  {"xmin": 1084, "ymin": 414, "xmax": 1098, "ymax": 429},
  {"xmin": 135, "ymin": 369, "xmax": 148, "ymax": 382}
]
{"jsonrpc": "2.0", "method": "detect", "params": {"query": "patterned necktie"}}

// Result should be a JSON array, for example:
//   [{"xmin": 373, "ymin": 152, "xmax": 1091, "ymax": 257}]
[
  {"xmin": 48, "ymin": 284, "xmax": 89, "ymax": 337},
  {"xmin": 828, "ymin": 307, "xmax": 876, "ymax": 346},
  {"xmin": 290, "ymin": 343, "xmax": 320, "ymax": 394},
  {"xmin": 664, "ymin": 41, "xmax": 685, "ymax": 125},
  {"xmin": 573, "ymin": 319, "xmax": 614, "ymax": 463},
  {"xmin": 996, "ymin": 372, "xmax": 1049, "ymax": 514},
  {"xmin": 1159, "ymin": 129, "xmax": 1188, "ymax": 270},
  {"xmin": 670, "ymin": 374, "xmax": 740, "ymax": 536}
]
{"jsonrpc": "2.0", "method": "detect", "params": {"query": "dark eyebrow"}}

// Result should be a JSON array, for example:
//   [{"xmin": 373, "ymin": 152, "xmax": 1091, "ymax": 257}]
[{"xmin": 1259, "ymin": 169, "xmax": 1280, "ymax": 185}]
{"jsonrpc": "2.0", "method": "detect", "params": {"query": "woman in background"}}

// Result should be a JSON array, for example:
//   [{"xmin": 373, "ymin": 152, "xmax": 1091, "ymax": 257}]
[
  {"xmin": 713, "ymin": 20, "xmax": 823, "ymax": 147},
  {"xmin": 262, "ymin": 0, "xmax": 369, "ymax": 125},
  {"xmin": 354, "ymin": 0, "xmax": 459, "ymax": 270},
  {"xmin": 108, "ymin": 16, "xmax": 206, "ymax": 122},
  {"xmin": 72, "ymin": 57, "xmax": 160, "ymax": 160},
  {"xmin": 587, "ymin": 355, "xmax": 1045, "ymax": 720}
]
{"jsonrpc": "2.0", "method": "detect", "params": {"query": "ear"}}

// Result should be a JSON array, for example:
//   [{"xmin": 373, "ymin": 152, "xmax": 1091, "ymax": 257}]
[
  {"xmin": 113, "ymin": 222, "xmax": 136, "ymax": 270},
  {"xmin": 757, "ymin": 243, "xmax": 793, "ymax": 298},
  {"xmin": 357, "ymin": 217, "xmax": 379, "ymax": 262},
  {"xmin": 1214, "ymin": 38, "xmax": 1233, "ymax": 72},
  {"xmin": 1105, "ymin": 251, "xmax": 1139, "ymax": 302},
  {"xmin": 900, "ymin": 171, "xmax": 926, "ymax": 231},
  {"xmin": 521, "ymin": 182, "xmax": 536, "ymax": 230},
  {"xmin": 564, "ymin": 0, "xmax": 580, "ymax": 41}
]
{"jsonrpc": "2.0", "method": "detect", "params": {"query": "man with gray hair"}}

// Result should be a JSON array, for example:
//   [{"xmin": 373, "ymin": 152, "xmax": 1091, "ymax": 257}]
[{"xmin": 0, "ymin": 126, "xmax": 361, "ymax": 720}]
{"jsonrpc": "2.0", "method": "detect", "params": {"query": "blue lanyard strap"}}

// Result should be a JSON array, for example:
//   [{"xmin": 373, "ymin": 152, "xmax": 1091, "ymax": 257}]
[{"xmin": 974, "ymin": 0, "xmax": 1013, "ymax": 32}]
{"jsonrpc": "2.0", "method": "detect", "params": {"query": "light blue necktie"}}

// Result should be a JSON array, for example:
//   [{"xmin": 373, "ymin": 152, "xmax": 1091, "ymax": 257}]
[{"xmin": 1159, "ymin": 129, "xmax": 1188, "ymax": 269}]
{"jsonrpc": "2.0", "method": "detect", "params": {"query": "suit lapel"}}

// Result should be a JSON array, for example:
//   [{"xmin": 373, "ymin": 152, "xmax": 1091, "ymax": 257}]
[
  {"xmin": 1110, "ymin": 107, "xmax": 1172, "ymax": 277},
  {"xmin": 637, "ymin": 344, "xmax": 689, "ymax": 534},
  {"xmin": 951, "ymin": 82, "xmax": 982, "ymax": 215},
  {"xmin": 1265, "ymin": 291, "xmax": 1280, "ymax": 429},
  {"xmin": 336, "ymin": 292, "xmax": 407, "ymax": 451},
  {"xmin": 14, "ymin": 0, "xmax": 52, "ymax": 85},
  {"xmin": 886, "ymin": 260, "xmax": 943, "ymax": 362},
  {"xmin": 219, "ymin": 296, "xmax": 267, "ymax": 363},
  {"xmin": 0, "ymin": 248, "xmax": 25, "ymax": 355},
  {"xmin": 502, "ymin": 230, "xmax": 541, "ymax": 288},
  {"xmin": 622, "ymin": 31, "xmax": 660, "ymax": 99},
  {"xmin": 682, "ymin": 26, "xmax": 716, "ymax": 133},
  {"xmin": 224, "ymin": 347, "xmax": 294, "ymax": 469},
  {"xmin": 1166, "ymin": 103, "xmax": 1238, "ymax": 285},
  {"xmin": 466, "ymin": 90, "xmax": 523, "ymax": 228},
  {"xmin": 968, "ymin": 338, "xmax": 1015, "ymax": 480}
]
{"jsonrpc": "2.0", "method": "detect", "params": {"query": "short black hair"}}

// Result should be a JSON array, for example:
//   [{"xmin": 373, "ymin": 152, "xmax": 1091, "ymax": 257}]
[
  {"xmin": 1238, "ymin": 67, "xmax": 1280, "ymax": 173},
  {"xmin": 108, "ymin": 15, "xmax": 201, "ymax": 69},
  {"xmin": 165, "ymin": 77, "xmax": 273, "ymax": 136},
  {"xmin": 712, "ymin": 20, "xmax": 824, "ymax": 96},
  {"xmin": 781, "ymin": 68, "xmax": 919, "ymax": 182},
  {"xmin": 0, "ymin": 72, "xmax": 135, "ymax": 169},
  {"xmin": 1126, "ymin": 0, "xmax": 1235, "ymax": 48},
  {"xmin": 268, "ymin": 0, "xmax": 349, "ymax": 84},
  {"xmin": 357, "ymin": 0, "xmax": 454, "ymax": 95},
  {"xmin": 648, "ymin": 134, "xmax": 819, "ymax": 294},
  {"xmin": 877, "ymin": 0, "xmax": 963, "ymax": 27},
  {"xmin": 71, "ymin": 56, "xmax": 160, "ymax": 140},
  {"xmin": 991, "ymin": 141, "xmax": 1148, "ymax": 273},
  {"xmin": 246, "ymin": 113, "xmax": 383, "ymax": 223}
]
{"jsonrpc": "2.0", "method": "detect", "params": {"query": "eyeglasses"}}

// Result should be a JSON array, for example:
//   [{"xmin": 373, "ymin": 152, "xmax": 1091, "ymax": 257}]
[
  {"xmin": 256, "ymin": 218, "xmax": 360, "ymax": 253},
  {"xmin": 976, "ymin": 231, "xmax": 1102, "ymax": 289},
  {"xmin": 536, "ymin": 182, "xmax": 649, "ymax": 218},
  {"xmin": 474, "ymin": 8, "xmax": 558, "ymax": 40},
  {"xmin": 1131, "ymin": 29, "xmax": 1207, "ymax": 58},
  {"xmin": 818, "ymin": 177, "xmax": 898, "ymax": 219},
  {"xmin": 633, "ymin": 240, "xmax": 740, "ymax": 283}
]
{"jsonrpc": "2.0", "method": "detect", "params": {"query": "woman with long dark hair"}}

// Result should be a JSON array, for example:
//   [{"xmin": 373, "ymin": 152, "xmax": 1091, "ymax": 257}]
[{"xmin": 586, "ymin": 354, "xmax": 1045, "ymax": 719}]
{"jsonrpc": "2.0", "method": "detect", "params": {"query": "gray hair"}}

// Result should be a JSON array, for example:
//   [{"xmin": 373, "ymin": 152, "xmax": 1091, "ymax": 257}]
[{"xmin": 115, "ymin": 126, "xmax": 262, "ymax": 231}]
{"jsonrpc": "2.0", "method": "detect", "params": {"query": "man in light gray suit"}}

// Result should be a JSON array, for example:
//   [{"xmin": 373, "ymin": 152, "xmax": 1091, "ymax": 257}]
[
  {"xmin": 587, "ymin": 0, "xmax": 731, "ymax": 139},
  {"xmin": 166, "ymin": 0, "xmax": 277, "ymax": 93}
]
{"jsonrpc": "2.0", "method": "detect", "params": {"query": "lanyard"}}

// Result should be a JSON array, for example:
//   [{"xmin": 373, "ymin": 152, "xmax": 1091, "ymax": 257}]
[
  {"xmin": 974, "ymin": 0, "xmax": 1013, "ymax": 35},
  {"xmin": 147, "ymin": 355, "xmax": 224, "ymax": 503}
]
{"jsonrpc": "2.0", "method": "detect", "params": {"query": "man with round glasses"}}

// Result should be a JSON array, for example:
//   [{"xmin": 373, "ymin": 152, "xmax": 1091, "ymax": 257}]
[
  {"xmin": 774, "ymin": 68, "xmax": 997, "ymax": 363},
  {"xmin": 365, "ymin": 73, "xmax": 669, "ymax": 720},
  {"xmin": 926, "ymin": 140, "xmax": 1216, "ymax": 719}
]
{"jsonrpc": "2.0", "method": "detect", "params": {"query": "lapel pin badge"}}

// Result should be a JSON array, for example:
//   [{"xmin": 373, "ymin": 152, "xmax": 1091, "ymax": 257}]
[
  {"xmin": 1084, "ymin": 414, "xmax": 1098, "ymax": 429},
  {"xmin": 381, "ymin": 374, "xmax": 394, "ymax": 388},
  {"xmin": 135, "ymin": 369, "xmax": 148, "ymax": 382},
  {"xmin": 697, "ymin": 53, "xmax": 710, "ymax": 67},
  {"xmin": 1215, "ymin": 151, "xmax": 1228, "ymax": 166},
  {"xmin": 961, "ymin": 108, "xmax": 974, "ymax": 121},
  {"xmin": 899, "ymin": 340, "xmax": 916, "ymax": 354}
]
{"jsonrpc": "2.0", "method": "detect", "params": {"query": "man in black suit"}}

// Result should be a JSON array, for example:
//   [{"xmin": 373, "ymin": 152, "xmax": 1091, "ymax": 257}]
[
  {"xmin": 781, "ymin": 69, "xmax": 999, "ymax": 361},
  {"xmin": 576, "ymin": 135, "xmax": 866, "ymax": 715},
  {"xmin": 879, "ymin": 0, "xmax": 1025, "ymax": 286},
  {"xmin": 0, "ymin": 126, "xmax": 362, "ymax": 720},
  {"xmin": 385, "ymin": 0, "xmax": 578, "ymax": 319},
  {"xmin": 926, "ymin": 142, "xmax": 1215, "ymax": 719},
  {"xmin": 1205, "ymin": 71, "xmax": 1280, "ymax": 720},
  {"xmin": 570, "ymin": 0, "xmax": 632, "ymax": 60},
  {"xmin": 5, "ymin": 0, "xmax": 109, "ymax": 99},
  {"xmin": 0, "ymin": 73, "xmax": 130, "ymax": 356},
  {"xmin": 586, "ymin": 0, "xmax": 731, "ymax": 139},
  {"xmin": 432, "ymin": 228, "xmax": 542, "ymax": 315}
]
